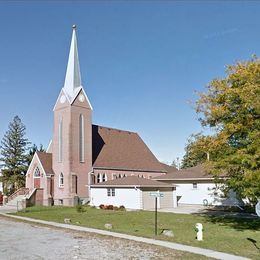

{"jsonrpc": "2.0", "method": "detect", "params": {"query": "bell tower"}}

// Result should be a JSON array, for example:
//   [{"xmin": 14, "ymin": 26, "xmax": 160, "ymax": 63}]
[{"xmin": 52, "ymin": 25, "xmax": 92, "ymax": 205}]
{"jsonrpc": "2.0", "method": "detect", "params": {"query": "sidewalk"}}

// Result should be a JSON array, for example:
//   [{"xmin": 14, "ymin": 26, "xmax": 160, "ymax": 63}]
[
  {"xmin": 0, "ymin": 205, "xmax": 17, "ymax": 214},
  {"xmin": 0, "ymin": 213, "xmax": 249, "ymax": 260}
]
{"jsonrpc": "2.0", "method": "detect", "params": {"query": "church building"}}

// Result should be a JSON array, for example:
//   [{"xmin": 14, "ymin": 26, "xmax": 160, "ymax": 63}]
[{"xmin": 25, "ymin": 26, "xmax": 170, "ymax": 206}]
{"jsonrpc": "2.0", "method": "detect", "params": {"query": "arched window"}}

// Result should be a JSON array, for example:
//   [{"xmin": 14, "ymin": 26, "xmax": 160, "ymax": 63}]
[
  {"xmin": 102, "ymin": 174, "xmax": 107, "ymax": 182},
  {"xmin": 58, "ymin": 117, "xmax": 63, "ymax": 162},
  {"xmin": 118, "ymin": 174, "xmax": 122, "ymax": 178},
  {"xmin": 123, "ymin": 174, "xmax": 127, "ymax": 178},
  {"xmin": 59, "ymin": 172, "xmax": 64, "ymax": 187},
  {"xmin": 79, "ymin": 114, "xmax": 84, "ymax": 162},
  {"xmin": 34, "ymin": 167, "xmax": 40, "ymax": 178},
  {"xmin": 97, "ymin": 174, "xmax": 101, "ymax": 183}
]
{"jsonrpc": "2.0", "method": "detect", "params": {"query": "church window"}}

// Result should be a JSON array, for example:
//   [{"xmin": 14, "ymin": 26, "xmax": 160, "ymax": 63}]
[
  {"xmin": 79, "ymin": 114, "xmax": 84, "ymax": 162},
  {"xmin": 58, "ymin": 117, "xmax": 63, "ymax": 162},
  {"xmin": 34, "ymin": 167, "xmax": 40, "ymax": 178},
  {"xmin": 118, "ymin": 174, "xmax": 122, "ymax": 178},
  {"xmin": 102, "ymin": 174, "xmax": 107, "ymax": 182},
  {"xmin": 97, "ymin": 174, "xmax": 101, "ymax": 183},
  {"xmin": 59, "ymin": 173, "xmax": 64, "ymax": 187}
]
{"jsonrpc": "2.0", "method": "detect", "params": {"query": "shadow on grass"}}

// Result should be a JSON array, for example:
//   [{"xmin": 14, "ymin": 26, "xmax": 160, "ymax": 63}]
[{"xmin": 194, "ymin": 212, "xmax": 260, "ymax": 231}]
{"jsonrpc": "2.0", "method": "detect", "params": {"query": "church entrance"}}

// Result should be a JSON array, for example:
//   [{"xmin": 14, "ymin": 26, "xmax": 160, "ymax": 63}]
[{"xmin": 34, "ymin": 178, "xmax": 40, "ymax": 189}]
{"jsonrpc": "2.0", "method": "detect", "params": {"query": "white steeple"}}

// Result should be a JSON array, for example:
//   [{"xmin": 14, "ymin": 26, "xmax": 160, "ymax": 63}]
[{"xmin": 63, "ymin": 25, "xmax": 82, "ymax": 99}]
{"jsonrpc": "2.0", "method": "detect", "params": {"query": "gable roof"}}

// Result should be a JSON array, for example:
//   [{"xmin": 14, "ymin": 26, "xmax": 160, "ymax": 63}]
[
  {"xmin": 91, "ymin": 176, "xmax": 174, "ymax": 188},
  {"xmin": 36, "ymin": 152, "xmax": 54, "ymax": 175},
  {"xmin": 160, "ymin": 163, "xmax": 178, "ymax": 173},
  {"xmin": 153, "ymin": 165, "xmax": 214, "ymax": 181},
  {"xmin": 92, "ymin": 125, "xmax": 166, "ymax": 173}
]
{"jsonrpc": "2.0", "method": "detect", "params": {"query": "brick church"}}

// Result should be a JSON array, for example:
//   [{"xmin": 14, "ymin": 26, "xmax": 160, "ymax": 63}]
[{"xmin": 25, "ymin": 26, "xmax": 171, "ymax": 206}]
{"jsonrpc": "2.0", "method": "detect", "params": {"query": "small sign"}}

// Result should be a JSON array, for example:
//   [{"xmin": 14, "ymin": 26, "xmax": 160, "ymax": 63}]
[{"xmin": 150, "ymin": 192, "xmax": 164, "ymax": 198}]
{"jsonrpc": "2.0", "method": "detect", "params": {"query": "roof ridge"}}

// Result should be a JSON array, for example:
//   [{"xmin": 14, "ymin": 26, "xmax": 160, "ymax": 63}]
[{"xmin": 93, "ymin": 124, "xmax": 137, "ymax": 134}]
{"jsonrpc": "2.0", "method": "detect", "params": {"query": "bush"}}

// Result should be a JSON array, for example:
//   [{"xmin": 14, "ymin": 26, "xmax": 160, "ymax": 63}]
[
  {"xmin": 119, "ymin": 205, "xmax": 126, "ymax": 211},
  {"xmin": 99, "ymin": 204, "xmax": 105, "ymax": 209},
  {"xmin": 76, "ymin": 205, "xmax": 86, "ymax": 213},
  {"xmin": 107, "ymin": 205, "xmax": 114, "ymax": 210}
]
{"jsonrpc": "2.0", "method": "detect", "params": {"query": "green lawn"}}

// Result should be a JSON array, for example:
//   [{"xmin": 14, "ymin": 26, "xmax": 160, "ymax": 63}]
[{"xmin": 14, "ymin": 206, "xmax": 260, "ymax": 259}]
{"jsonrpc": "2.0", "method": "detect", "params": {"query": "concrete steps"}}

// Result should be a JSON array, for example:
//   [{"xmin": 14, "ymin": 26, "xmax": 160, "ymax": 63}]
[{"xmin": 6, "ymin": 195, "xmax": 26, "ymax": 207}]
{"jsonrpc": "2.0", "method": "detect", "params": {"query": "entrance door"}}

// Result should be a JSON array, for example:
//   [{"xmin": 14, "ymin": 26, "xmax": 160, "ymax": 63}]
[
  {"xmin": 34, "ymin": 178, "xmax": 40, "ymax": 188},
  {"xmin": 33, "ymin": 167, "xmax": 41, "ymax": 189}
]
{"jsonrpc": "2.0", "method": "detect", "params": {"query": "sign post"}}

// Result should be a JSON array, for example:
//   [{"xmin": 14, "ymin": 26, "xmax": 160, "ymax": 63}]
[{"xmin": 150, "ymin": 191, "xmax": 164, "ymax": 236}]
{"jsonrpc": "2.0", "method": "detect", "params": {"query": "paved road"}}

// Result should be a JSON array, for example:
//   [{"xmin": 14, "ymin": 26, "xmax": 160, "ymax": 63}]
[{"xmin": 0, "ymin": 218, "xmax": 202, "ymax": 260}]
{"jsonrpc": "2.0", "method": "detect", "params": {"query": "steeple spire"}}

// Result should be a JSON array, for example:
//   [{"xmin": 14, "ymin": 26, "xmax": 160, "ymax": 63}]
[{"xmin": 63, "ymin": 25, "xmax": 82, "ymax": 99}]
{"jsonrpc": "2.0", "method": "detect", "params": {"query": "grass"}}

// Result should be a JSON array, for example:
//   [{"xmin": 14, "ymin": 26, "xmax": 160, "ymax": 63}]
[{"xmin": 14, "ymin": 206, "xmax": 260, "ymax": 259}]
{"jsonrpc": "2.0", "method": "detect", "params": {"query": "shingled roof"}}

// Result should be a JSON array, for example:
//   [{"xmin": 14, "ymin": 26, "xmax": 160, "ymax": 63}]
[
  {"xmin": 92, "ymin": 125, "xmax": 166, "ymax": 173},
  {"xmin": 91, "ymin": 176, "xmax": 174, "ymax": 188},
  {"xmin": 153, "ymin": 165, "xmax": 214, "ymax": 181},
  {"xmin": 160, "ymin": 163, "xmax": 178, "ymax": 173},
  {"xmin": 36, "ymin": 152, "xmax": 54, "ymax": 175},
  {"xmin": 36, "ymin": 125, "xmax": 166, "ymax": 174}
]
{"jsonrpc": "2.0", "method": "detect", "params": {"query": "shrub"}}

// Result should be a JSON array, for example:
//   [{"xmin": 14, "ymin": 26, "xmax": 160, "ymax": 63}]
[
  {"xmin": 107, "ymin": 205, "xmax": 114, "ymax": 210},
  {"xmin": 76, "ymin": 205, "xmax": 86, "ymax": 213},
  {"xmin": 119, "ymin": 205, "xmax": 126, "ymax": 211},
  {"xmin": 99, "ymin": 204, "xmax": 105, "ymax": 209}
]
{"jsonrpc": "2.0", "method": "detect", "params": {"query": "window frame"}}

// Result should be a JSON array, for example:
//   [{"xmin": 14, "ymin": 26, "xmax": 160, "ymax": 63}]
[
  {"xmin": 102, "ymin": 173, "xmax": 107, "ymax": 182},
  {"xmin": 33, "ymin": 167, "xmax": 41, "ymax": 178},
  {"xmin": 59, "ymin": 172, "xmax": 64, "ymax": 188},
  {"xmin": 79, "ymin": 114, "xmax": 85, "ymax": 163},
  {"xmin": 192, "ymin": 183, "xmax": 198, "ymax": 189},
  {"xmin": 107, "ymin": 188, "xmax": 115, "ymax": 197},
  {"xmin": 58, "ymin": 116, "xmax": 63, "ymax": 162}
]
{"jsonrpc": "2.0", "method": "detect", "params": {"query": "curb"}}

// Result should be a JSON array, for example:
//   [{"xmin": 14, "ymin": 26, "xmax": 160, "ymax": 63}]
[{"xmin": 0, "ymin": 213, "xmax": 249, "ymax": 260}]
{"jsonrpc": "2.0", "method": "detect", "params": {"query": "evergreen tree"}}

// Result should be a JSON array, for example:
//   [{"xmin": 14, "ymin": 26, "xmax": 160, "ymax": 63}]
[
  {"xmin": 0, "ymin": 116, "xmax": 29, "ymax": 194},
  {"xmin": 26, "ymin": 144, "xmax": 45, "ymax": 166}
]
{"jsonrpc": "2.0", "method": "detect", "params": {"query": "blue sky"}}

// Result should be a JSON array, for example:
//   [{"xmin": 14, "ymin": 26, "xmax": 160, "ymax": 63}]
[{"xmin": 0, "ymin": 1, "xmax": 259, "ymax": 164}]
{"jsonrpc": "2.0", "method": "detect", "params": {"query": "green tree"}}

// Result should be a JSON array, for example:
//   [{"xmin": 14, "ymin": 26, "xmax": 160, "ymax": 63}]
[
  {"xmin": 195, "ymin": 57, "xmax": 260, "ymax": 203},
  {"xmin": 26, "ymin": 144, "xmax": 45, "ymax": 166},
  {"xmin": 181, "ymin": 133, "xmax": 210, "ymax": 169},
  {"xmin": 0, "ymin": 116, "xmax": 29, "ymax": 195}
]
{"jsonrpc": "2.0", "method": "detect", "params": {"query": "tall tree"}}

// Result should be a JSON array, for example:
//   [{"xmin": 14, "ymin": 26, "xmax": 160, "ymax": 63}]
[
  {"xmin": 181, "ymin": 133, "xmax": 212, "ymax": 169},
  {"xmin": 195, "ymin": 57, "xmax": 260, "ymax": 203},
  {"xmin": 26, "ymin": 144, "xmax": 45, "ymax": 166},
  {"xmin": 0, "ymin": 116, "xmax": 29, "ymax": 194}
]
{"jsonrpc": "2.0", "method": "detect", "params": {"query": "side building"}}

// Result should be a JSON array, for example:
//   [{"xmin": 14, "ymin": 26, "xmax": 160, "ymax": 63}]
[{"xmin": 154, "ymin": 165, "xmax": 243, "ymax": 207}]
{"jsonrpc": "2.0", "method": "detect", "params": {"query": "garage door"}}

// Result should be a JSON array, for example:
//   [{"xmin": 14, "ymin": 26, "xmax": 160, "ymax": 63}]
[
  {"xmin": 160, "ymin": 191, "xmax": 173, "ymax": 209},
  {"xmin": 142, "ymin": 191, "xmax": 155, "ymax": 210}
]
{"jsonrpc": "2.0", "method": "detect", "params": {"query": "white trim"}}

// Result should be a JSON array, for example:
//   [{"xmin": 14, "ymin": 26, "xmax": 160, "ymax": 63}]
[
  {"xmin": 53, "ymin": 86, "xmax": 93, "ymax": 111},
  {"xmin": 59, "ymin": 172, "xmax": 64, "ymax": 188},
  {"xmin": 46, "ymin": 139, "xmax": 52, "ymax": 153},
  {"xmin": 26, "ymin": 153, "xmax": 47, "ymax": 178},
  {"xmin": 70, "ymin": 86, "xmax": 93, "ymax": 110},
  {"xmin": 58, "ymin": 116, "xmax": 63, "ymax": 162},
  {"xmin": 53, "ymin": 88, "xmax": 70, "ymax": 111},
  {"xmin": 33, "ymin": 167, "xmax": 41, "ymax": 178},
  {"xmin": 79, "ymin": 114, "xmax": 85, "ymax": 162}
]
